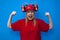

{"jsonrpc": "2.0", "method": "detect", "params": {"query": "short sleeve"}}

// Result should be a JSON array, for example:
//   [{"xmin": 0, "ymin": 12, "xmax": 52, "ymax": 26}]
[
  {"xmin": 39, "ymin": 20, "xmax": 49, "ymax": 32},
  {"xmin": 11, "ymin": 20, "xmax": 21, "ymax": 31}
]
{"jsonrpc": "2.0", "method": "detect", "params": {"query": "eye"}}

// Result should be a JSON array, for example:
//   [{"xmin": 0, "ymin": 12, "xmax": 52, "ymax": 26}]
[
  {"xmin": 31, "ymin": 11, "xmax": 34, "ymax": 13},
  {"xmin": 27, "ymin": 11, "xmax": 30, "ymax": 13}
]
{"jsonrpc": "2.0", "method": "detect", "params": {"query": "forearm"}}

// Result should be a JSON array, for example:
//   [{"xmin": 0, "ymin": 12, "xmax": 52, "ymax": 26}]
[
  {"xmin": 48, "ymin": 16, "xmax": 53, "ymax": 29},
  {"xmin": 7, "ymin": 15, "xmax": 12, "ymax": 28}
]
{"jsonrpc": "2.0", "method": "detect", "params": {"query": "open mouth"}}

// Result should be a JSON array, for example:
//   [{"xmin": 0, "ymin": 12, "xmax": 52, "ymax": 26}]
[{"xmin": 29, "ymin": 16, "xmax": 32, "ymax": 18}]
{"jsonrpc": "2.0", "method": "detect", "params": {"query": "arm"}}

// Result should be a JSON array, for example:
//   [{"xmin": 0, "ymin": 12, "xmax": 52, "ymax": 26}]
[
  {"xmin": 7, "ymin": 11, "xmax": 16, "ymax": 28},
  {"xmin": 45, "ymin": 12, "xmax": 53, "ymax": 29}
]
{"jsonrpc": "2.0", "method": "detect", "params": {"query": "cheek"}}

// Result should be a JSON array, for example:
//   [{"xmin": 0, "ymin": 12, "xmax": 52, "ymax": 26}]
[
  {"xmin": 32, "ymin": 13, "xmax": 34, "ymax": 16},
  {"xmin": 26, "ymin": 14, "xmax": 29, "ymax": 17},
  {"xmin": 27, "ymin": 13, "xmax": 29, "ymax": 15}
]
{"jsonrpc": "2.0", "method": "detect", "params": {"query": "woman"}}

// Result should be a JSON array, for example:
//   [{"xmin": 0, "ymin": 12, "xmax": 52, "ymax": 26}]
[{"xmin": 7, "ymin": 4, "xmax": 53, "ymax": 40}]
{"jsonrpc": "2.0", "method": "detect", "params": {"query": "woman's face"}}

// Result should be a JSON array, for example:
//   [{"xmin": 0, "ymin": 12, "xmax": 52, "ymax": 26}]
[{"xmin": 26, "ymin": 10, "xmax": 35, "ymax": 20}]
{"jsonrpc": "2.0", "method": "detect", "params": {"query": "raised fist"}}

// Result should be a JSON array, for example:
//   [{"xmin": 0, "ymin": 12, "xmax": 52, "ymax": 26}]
[
  {"xmin": 45, "ymin": 12, "xmax": 50, "ymax": 16},
  {"xmin": 10, "ymin": 11, "xmax": 16, "ymax": 16},
  {"xmin": 45, "ymin": 12, "xmax": 50, "ymax": 18}
]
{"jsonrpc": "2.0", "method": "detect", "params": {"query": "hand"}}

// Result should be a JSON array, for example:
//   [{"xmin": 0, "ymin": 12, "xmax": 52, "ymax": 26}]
[
  {"xmin": 45, "ymin": 12, "xmax": 50, "ymax": 18},
  {"xmin": 10, "ymin": 11, "xmax": 16, "ymax": 16}
]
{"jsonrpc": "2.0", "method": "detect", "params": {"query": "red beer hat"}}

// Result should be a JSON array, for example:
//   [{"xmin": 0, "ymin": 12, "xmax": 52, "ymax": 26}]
[
  {"xmin": 22, "ymin": 4, "xmax": 38, "ymax": 12},
  {"xmin": 25, "ymin": 4, "xmax": 35, "ymax": 12}
]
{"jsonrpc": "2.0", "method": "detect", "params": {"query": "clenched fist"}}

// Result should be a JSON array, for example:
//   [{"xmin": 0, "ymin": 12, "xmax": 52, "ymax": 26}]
[
  {"xmin": 10, "ymin": 11, "xmax": 16, "ymax": 16},
  {"xmin": 45, "ymin": 12, "xmax": 50, "ymax": 16},
  {"xmin": 45, "ymin": 12, "xmax": 50, "ymax": 18}
]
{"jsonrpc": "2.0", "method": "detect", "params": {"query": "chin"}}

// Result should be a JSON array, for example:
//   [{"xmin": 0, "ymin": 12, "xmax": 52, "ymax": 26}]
[
  {"xmin": 28, "ymin": 18, "xmax": 33, "ymax": 20},
  {"xmin": 28, "ymin": 19, "xmax": 32, "ymax": 20}
]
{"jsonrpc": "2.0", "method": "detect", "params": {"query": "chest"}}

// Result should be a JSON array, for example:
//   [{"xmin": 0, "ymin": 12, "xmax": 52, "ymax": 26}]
[{"xmin": 20, "ymin": 21, "xmax": 40, "ymax": 32}]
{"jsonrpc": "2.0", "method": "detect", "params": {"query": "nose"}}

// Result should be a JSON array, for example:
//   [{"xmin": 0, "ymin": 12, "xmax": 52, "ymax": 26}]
[{"xmin": 29, "ymin": 12, "xmax": 32, "ymax": 15}]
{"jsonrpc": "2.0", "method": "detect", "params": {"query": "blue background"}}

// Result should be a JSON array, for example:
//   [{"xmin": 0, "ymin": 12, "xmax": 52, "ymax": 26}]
[{"xmin": 0, "ymin": 0, "xmax": 60, "ymax": 40}]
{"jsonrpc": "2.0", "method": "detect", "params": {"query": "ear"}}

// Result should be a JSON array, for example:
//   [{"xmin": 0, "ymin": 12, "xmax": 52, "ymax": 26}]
[
  {"xmin": 22, "ymin": 5, "xmax": 25, "ymax": 12},
  {"xmin": 35, "ymin": 4, "xmax": 38, "ymax": 11}
]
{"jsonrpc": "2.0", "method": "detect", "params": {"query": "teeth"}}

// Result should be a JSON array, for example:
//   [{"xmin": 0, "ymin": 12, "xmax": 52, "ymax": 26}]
[{"xmin": 29, "ymin": 16, "xmax": 32, "ymax": 18}]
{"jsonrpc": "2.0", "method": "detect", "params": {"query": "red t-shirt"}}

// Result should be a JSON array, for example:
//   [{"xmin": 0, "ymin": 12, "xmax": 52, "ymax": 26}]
[{"xmin": 11, "ymin": 19, "xmax": 49, "ymax": 40}]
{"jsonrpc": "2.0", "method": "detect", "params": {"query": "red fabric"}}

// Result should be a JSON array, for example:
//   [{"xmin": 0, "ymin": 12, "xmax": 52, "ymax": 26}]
[
  {"xmin": 11, "ymin": 19, "xmax": 49, "ymax": 40},
  {"xmin": 25, "ymin": 4, "xmax": 35, "ymax": 11}
]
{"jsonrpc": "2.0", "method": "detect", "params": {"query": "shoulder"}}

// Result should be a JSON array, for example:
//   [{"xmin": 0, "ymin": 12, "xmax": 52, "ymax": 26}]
[
  {"xmin": 36, "ymin": 18, "xmax": 44, "ymax": 22},
  {"xmin": 13, "ymin": 19, "xmax": 25, "ymax": 24},
  {"xmin": 17, "ymin": 19, "xmax": 25, "ymax": 22},
  {"xmin": 36, "ymin": 18, "xmax": 46, "ymax": 24}
]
